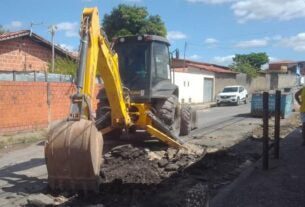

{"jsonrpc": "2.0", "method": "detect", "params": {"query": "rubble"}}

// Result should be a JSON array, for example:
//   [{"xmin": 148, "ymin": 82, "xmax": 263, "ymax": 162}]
[
  {"xmin": 165, "ymin": 163, "xmax": 179, "ymax": 171},
  {"xmin": 27, "ymin": 193, "xmax": 54, "ymax": 207}
]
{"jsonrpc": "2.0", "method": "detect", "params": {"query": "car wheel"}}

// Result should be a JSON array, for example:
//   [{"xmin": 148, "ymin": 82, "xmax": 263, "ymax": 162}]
[
  {"xmin": 235, "ymin": 97, "xmax": 240, "ymax": 106},
  {"xmin": 244, "ymin": 98, "xmax": 247, "ymax": 104},
  {"xmin": 217, "ymin": 102, "xmax": 221, "ymax": 107}
]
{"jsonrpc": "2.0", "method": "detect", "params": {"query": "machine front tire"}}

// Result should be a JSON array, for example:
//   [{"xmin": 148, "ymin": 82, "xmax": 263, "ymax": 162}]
[
  {"xmin": 155, "ymin": 95, "xmax": 178, "ymax": 126},
  {"xmin": 180, "ymin": 105, "xmax": 192, "ymax": 136}
]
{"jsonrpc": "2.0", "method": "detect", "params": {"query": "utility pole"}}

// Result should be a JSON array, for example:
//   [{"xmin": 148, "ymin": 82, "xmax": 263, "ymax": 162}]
[
  {"xmin": 30, "ymin": 21, "xmax": 43, "ymax": 36},
  {"xmin": 183, "ymin": 41, "xmax": 187, "ymax": 69},
  {"xmin": 48, "ymin": 25, "xmax": 57, "ymax": 73}
]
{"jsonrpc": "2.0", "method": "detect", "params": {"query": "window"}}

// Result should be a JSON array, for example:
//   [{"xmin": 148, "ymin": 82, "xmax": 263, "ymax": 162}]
[
  {"xmin": 152, "ymin": 42, "xmax": 170, "ymax": 81},
  {"xmin": 223, "ymin": 87, "xmax": 238, "ymax": 93}
]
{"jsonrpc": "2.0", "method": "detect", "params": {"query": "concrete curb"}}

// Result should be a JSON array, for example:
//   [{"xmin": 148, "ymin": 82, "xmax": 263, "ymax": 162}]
[{"xmin": 190, "ymin": 102, "xmax": 217, "ymax": 111}]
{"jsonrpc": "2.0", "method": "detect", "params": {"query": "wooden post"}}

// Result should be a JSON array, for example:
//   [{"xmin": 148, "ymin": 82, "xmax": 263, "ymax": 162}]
[
  {"xmin": 262, "ymin": 92, "xmax": 269, "ymax": 170},
  {"xmin": 274, "ymin": 90, "xmax": 281, "ymax": 159}
]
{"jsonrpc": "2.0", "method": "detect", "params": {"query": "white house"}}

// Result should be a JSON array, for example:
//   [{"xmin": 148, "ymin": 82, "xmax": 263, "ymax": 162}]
[{"xmin": 172, "ymin": 59, "xmax": 236, "ymax": 103}]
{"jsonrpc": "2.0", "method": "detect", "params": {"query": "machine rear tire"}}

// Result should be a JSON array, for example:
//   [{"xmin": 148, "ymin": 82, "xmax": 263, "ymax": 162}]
[
  {"xmin": 96, "ymin": 99, "xmax": 111, "ymax": 130},
  {"xmin": 96, "ymin": 99, "xmax": 122, "ymax": 138},
  {"xmin": 180, "ymin": 105, "xmax": 192, "ymax": 136}
]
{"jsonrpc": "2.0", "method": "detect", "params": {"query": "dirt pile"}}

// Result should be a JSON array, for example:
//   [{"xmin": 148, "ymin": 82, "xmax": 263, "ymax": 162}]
[
  {"xmin": 252, "ymin": 113, "xmax": 299, "ymax": 140},
  {"xmin": 101, "ymin": 144, "xmax": 205, "ymax": 184},
  {"xmin": 61, "ymin": 138, "xmax": 261, "ymax": 207}
]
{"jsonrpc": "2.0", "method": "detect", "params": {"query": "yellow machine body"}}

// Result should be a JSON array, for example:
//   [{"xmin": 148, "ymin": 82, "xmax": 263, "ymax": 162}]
[{"xmin": 45, "ymin": 7, "xmax": 183, "ymax": 192}]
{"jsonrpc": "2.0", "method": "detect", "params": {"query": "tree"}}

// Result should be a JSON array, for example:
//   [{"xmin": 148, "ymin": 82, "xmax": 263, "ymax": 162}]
[
  {"xmin": 230, "ymin": 52, "xmax": 269, "ymax": 78},
  {"xmin": 49, "ymin": 57, "xmax": 77, "ymax": 77},
  {"xmin": 233, "ymin": 53, "xmax": 269, "ymax": 69},
  {"xmin": 103, "ymin": 4, "xmax": 167, "ymax": 40}
]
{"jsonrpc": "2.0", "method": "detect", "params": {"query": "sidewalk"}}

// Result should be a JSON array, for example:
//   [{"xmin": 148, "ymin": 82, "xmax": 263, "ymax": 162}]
[
  {"xmin": 190, "ymin": 102, "xmax": 217, "ymax": 111},
  {"xmin": 211, "ymin": 128, "xmax": 305, "ymax": 207}
]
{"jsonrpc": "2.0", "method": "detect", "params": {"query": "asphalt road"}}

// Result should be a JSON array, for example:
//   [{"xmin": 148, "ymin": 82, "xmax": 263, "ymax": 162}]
[
  {"xmin": 192, "ymin": 103, "xmax": 252, "ymax": 137},
  {"xmin": 0, "ymin": 103, "xmax": 254, "ymax": 206}
]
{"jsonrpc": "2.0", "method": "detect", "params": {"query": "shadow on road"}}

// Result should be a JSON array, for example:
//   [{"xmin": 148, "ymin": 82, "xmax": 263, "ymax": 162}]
[
  {"xmin": 234, "ymin": 113, "xmax": 253, "ymax": 118},
  {"xmin": 0, "ymin": 158, "xmax": 47, "ymax": 194}
]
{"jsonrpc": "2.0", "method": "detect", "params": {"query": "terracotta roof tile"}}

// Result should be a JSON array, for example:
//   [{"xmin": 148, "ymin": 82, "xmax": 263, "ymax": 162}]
[{"xmin": 0, "ymin": 30, "xmax": 77, "ymax": 60}]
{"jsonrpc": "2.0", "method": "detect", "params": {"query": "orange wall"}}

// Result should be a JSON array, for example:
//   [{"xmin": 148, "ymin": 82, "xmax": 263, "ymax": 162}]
[
  {"xmin": 0, "ymin": 37, "xmax": 58, "ymax": 72},
  {"xmin": 0, "ymin": 81, "xmax": 102, "ymax": 134}
]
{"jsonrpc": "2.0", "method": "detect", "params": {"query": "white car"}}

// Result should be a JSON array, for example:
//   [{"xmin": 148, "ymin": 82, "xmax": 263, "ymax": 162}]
[{"xmin": 216, "ymin": 85, "xmax": 248, "ymax": 106}]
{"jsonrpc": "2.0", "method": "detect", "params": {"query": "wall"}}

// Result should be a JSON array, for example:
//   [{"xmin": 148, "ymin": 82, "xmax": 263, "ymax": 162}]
[
  {"xmin": 174, "ymin": 67, "xmax": 215, "ymax": 103},
  {"xmin": 0, "ymin": 81, "xmax": 102, "ymax": 134},
  {"xmin": 245, "ymin": 73, "xmax": 270, "ymax": 93},
  {"xmin": 215, "ymin": 73, "xmax": 272, "ymax": 95},
  {"xmin": 215, "ymin": 73, "xmax": 237, "ymax": 96},
  {"xmin": 0, "ymin": 37, "xmax": 54, "ymax": 72},
  {"xmin": 277, "ymin": 74, "xmax": 297, "ymax": 89}
]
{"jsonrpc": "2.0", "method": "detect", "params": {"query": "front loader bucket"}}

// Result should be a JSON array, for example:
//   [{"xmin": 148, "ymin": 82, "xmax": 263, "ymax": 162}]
[{"xmin": 45, "ymin": 119, "xmax": 103, "ymax": 192}]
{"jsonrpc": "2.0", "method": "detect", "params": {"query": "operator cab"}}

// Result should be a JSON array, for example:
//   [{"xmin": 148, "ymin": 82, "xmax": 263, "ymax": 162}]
[{"xmin": 113, "ymin": 35, "xmax": 177, "ymax": 102}]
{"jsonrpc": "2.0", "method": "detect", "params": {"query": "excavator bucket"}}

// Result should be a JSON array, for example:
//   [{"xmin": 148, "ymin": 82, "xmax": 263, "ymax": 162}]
[{"xmin": 45, "ymin": 119, "xmax": 103, "ymax": 192}]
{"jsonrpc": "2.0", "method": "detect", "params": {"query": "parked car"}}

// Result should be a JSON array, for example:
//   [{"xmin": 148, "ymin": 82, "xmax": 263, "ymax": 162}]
[{"xmin": 216, "ymin": 85, "xmax": 248, "ymax": 106}]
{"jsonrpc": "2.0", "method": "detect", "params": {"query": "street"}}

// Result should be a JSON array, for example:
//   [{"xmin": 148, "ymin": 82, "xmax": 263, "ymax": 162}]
[
  {"xmin": 0, "ymin": 104, "xmax": 260, "ymax": 206},
  {"xmin": 194, "ymin": 103, "xmax": 252, "ymax": 136}
]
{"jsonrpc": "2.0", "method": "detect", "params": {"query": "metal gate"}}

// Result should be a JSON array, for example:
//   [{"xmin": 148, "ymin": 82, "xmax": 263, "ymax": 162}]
[{"xmin": 203, "ymin": 78, "xmax": 213, "ymax": 102}]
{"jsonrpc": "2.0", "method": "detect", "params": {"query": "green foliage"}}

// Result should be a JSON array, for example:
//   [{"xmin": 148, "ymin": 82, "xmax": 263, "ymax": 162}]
[
  {"xmin": 103, "ymin": 4, "xmax": 167, "ymax": 40},
  {"xmin": 49, "ymin": 57, "xmax": 77, "ymax": 77},
  {"xmin": 231, "ymin": 52, "xmax": 269, "ymax": 78},
  {"xmin": 231, "ymin": 62, "xmax": 258, "ymax": 78},
  {"xmin": 233, "ymin": 53, "xmax": 269, "ymax": 69}
]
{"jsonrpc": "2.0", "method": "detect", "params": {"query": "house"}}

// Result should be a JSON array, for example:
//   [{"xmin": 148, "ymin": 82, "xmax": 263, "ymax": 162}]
[
  {"xmin": 0, "ymin": 30, "xmax": 76, "ymax": 72},
  {"xmin": 268, "ymin": 60, "xmax": 305, "ymax": 75},
  {"xmin": 267, "ymin": 60, "xmax": 305, "ymax": 88},
  {"xmin": 172, "ymin": 59, "xmax": 237, "ymax": 103}
]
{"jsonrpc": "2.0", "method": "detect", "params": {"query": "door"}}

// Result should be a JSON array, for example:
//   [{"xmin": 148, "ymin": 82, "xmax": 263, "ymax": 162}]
[{"xmin": 203, "ymin": 78, "xmax": 214, "ymax": 102}]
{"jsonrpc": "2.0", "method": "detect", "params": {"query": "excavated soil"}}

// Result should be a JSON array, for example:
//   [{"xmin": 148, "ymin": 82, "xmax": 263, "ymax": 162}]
[{"xmin": 61, "ymin": 137, "xmax": 261, "ymax": 207}]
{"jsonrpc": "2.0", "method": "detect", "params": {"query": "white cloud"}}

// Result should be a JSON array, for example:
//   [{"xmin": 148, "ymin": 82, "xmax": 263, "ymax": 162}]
[
  {"xmin": 268, "ymin": 56, "xmax": 278, "ymax": 62},
  {"xmin": 211, "ymin": 55, "xmax": 234, "ymax": 66},
  {"xmin": 58, "ymin": 44, "xmax": 75, "ymax": 52},
  {"xmin": 204, "ymin": 38, "xmax": 218, "ymax": 44},
  {"xmin": 278, "ymin": 33, "xmax": 305, "ymax": 52},
  {"xmin": 188, "ymin": 54, "xmax": 202, "ymax": 60},
  {"xmin": 5, "ymin": 21, "xmax": 23, "ymax": 31},
  {"xmin": 56, "ymin": 22, "xmax": 79, "ymax": 38},
  {"xmin": 81, "ymin": 0, "xmax": 92, "ymax": 2},
  {"xmin": 187, "ymin": 0, "xmax": 305, "ymax": 23},
  {"xmin": 187, "ymin": 0, "xmax": 235, "ymax": 4},
  {"xmin": 235, "ymin": 38, "xmax": 268, "ymax": 48},
  {"xmin": 231, "ymin": 0, "xmax": 305, "ymax": 23},
  {"xmin": 167, "ymin": 31, "xmax": 187, "ymax": 41}
]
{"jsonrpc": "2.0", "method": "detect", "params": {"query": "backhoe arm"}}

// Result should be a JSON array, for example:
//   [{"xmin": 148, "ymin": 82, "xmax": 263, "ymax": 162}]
[{"xmin": 77, "ymin": 8, "xmax": 131, "ymax": 128}]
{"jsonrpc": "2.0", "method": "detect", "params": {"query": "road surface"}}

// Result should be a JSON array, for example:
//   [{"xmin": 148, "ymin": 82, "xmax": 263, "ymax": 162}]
[
  {"xmin": 0, "ymin": 103, "xmax": 256, "ymax": 206},
  {"xmin": 193, "ymin": 103, "xmax": 253, "ymax": 137}
]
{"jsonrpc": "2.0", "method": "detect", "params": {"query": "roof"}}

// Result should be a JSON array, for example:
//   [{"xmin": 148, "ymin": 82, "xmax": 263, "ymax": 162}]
[
  {"xmin": 172, "ymin": 58, "xmax": 237, "ymax": 74},
  {"xmin": 113, "ymin": 34, "xmax": 170, "ymax": 45},
  {"xmin": 0, "ymin": 30, "xmax": 77, "ymax": 60},
  {"xmin": 269, "ymin": 60, "xmax": 298, "ymax": 65}
]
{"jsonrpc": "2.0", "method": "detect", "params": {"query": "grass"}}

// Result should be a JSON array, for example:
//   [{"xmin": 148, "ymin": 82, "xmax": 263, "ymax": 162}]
[{"xmin": 0, "ymin": 130, "xmax": 47, "ymax": 149}]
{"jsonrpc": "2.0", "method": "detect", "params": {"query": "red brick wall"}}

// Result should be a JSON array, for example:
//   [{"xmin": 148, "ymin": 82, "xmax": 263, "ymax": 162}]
[
  {"xmin": 0, "ymin": 81, "xmax": 102, "ymax": 134},
  {"xmin": 0, "ymin": 37, "xmax": 53, "ymax": 72}
]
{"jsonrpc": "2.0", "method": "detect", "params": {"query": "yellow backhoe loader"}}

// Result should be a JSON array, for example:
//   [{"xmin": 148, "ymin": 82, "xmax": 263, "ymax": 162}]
[{"xmin": 45, "ymin": 7, "xmax": 193, "ymax": 192}]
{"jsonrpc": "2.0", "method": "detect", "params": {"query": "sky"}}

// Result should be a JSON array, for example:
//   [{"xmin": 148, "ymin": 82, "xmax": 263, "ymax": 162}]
[{"xmin": 1, "ymin": 0, "xmax": 305, "ymax": 66}]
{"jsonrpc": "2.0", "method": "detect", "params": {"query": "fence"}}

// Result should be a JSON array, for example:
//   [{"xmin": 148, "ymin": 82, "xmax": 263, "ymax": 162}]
[
  {"xmin": 0, "ymin": 81, "xmax": 102, "ymax": 134},
  {"xmin": 0, "ymin": 71, "xmax": 73, "ymax": 82}
]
